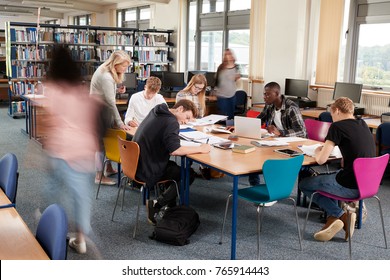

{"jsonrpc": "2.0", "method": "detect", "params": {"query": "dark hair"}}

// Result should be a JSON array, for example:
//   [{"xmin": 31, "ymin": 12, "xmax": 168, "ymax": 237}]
[
  {"xmin": 264, "ymin": 82, "xmax": 281, "ymax": 93},
  {"xmin": 173, "ymin": 99, "xmax": 198, "ymax": 118},
  {"xmin": 46, "ymin": 45, "xmax": 82, "ymax": 84}
]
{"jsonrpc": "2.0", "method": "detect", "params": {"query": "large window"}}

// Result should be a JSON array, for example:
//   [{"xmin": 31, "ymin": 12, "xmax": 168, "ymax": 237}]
[
  {"xmin": 187, "ymin": 0, "xmax": 250, "ymax": 75},
  {"xmin": 73, "ymin": 15, "xmax": 91, "ymax": 26},
  {"xmin": 117, "ymin": 6, "xmax": 150, "ymax": 29}
]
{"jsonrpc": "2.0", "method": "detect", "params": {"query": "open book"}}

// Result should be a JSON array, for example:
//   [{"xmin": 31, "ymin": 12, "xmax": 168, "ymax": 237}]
[{"xmin": 298, "ymin": 144, "xmax": 342, "ymax": 158}]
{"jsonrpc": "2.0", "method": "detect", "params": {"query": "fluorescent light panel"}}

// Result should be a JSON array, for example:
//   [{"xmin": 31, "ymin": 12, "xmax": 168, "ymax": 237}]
[{"xmin": 22, "ymin": 1, "xmax": 74, "ymax": 8}]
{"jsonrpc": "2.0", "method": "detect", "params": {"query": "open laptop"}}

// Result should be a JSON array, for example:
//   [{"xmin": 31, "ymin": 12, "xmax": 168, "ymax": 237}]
[{"xmin": 234, "ymin": 116, "xmax": 262, "ymax": 139}]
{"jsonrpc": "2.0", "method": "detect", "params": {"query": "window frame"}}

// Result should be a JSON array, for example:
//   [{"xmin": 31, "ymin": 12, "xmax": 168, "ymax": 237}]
[{"xmin": 117, "ymin": 6, "xmax": 150, "ymax": 29}]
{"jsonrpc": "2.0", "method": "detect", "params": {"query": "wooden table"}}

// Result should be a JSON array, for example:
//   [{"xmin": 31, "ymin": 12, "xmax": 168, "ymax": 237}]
[
  {"xmin": 0, "ymin": 188, "xmax": 12, "ymax": 207},
  {"xmin": 183, "ymin": 134, "xmax": 320, "ymax": 259},
  {"xmin": 0, "ymin": 207, "xmax": 49, "ymax": 260}
]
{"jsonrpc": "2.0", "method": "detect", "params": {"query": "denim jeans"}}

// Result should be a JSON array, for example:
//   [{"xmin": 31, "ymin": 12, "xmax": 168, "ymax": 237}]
[
  {"xmin": 217, "ymin": 95, "xmax": 236, "ymax": 120},
  {"xmin": 299, "ymin": 172, "xmax": 359, "ymax": 218},
  {"xmin": 47, "ymin": 157, "xmax": 93, "ymax": 235}
]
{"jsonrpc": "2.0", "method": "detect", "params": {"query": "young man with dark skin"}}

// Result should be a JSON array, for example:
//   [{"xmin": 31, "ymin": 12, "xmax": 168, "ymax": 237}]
[
  {"xmin": 132, "ymin": 99, "xmax": 211, "ymax": 225},
  {"xmin": 249, "ymin": 82, "xmax": 307, "ymax": 186}
]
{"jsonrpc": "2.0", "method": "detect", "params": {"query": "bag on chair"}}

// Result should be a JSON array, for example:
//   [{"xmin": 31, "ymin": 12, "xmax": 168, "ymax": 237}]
[
  {"xmin": 150, "ymin": 205, "xmax": 200, "ymax": 246},
  {"xmin": 340, "ymin": 201, "xmax": 368, "ymax": 224}
]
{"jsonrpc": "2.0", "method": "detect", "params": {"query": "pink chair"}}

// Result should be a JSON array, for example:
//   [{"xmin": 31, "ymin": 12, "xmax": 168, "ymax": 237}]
[
  {"xmin": 304, "ymin": 118, "xmax": 332, "ymax": 142},
  {"xmin": 302, "ymin": 154, "xmax": 389, "ymax": 259}
]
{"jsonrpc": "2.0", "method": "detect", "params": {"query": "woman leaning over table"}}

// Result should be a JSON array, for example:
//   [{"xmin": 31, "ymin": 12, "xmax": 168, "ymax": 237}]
[
  {"xmin": 90, "ymin": 50, "xmax": 132, "ymax": 186},
  {"xmin": 176, "ymin": 74, "xmax": 207, "ymax": 118}
]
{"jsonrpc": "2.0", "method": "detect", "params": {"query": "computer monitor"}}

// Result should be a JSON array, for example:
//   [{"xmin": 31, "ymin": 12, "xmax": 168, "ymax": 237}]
[
  {"xmin": 187, "ymin": 70, "xmax": 206, "ymax": 83},
  {"xmin": 284, "ymin": 78, "xmax": 309, "ymax": 99},
  {"xmin": 150, "ymin": 71, "xmax": 164, "ymax": 81},
  {"xmin": 333, "ymin": 82, "xmax": 363, "ymax": 104},
  {"xmin": 123, "ymin": 72, "xmax": 138, "ymax": 89},
  {"xmin": 205, "ymin": 72, "xmax": 216, "ymax": 88},
  {"xmin": 162, "ymin": 72, "xmax": 185, "ymax": 89}
]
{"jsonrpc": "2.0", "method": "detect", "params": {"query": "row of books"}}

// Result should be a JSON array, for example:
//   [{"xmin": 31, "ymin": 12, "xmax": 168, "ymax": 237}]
[
  {"xmin": 10, "ymin": 80, "xmax": 37, "ymax": 96},
  {"xmin": 10, "ymin": 63, "xmax": 45, "ymax": 79},
  {"xmin": 96, "ymin": 32, "xmax": 134, "ymax": 45},
  {"xmin": 136, "ymin": 34, "xmax": 168, "ymax": 46},
  {"xmin": 134, "ymin": 64, "xmax": 168, "ymax": 78},
  {"xmin": 134, "ymin": 50, "xmax": 169, "ymax": 63},
  {"xmin": 11, "ymin": 45, "xmax": 49, "ymax": 61},
  {"xmin": 54, "ymin": 31, "xmax": 96, "ymax": 44}
]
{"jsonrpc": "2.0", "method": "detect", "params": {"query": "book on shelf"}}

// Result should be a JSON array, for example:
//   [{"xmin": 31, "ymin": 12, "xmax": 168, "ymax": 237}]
[{"xmin": 232, "ymin": 145, "xmax": 256, "ymax": 154}]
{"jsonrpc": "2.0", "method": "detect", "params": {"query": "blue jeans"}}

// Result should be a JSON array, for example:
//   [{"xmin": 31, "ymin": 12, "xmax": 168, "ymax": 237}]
[
  {"xmin": 217, "ymin": 95, "xmax": 236, "ymax": 120},
  {"xmin": 299, "ymin": 172, "xmax": 359, "ymax": 218},
  {"xmin": 47, "ymin": 157, "xmax": 93, "ymax": 235},
  {"xmin": 248, "ymin": 173, "xmax": 264, "ymax": 185}
]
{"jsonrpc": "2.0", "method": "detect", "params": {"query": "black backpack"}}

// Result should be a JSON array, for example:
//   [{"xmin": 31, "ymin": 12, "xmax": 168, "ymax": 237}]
[{"xmin": 150, "ymin": 205, "xmax": 200, "ymax": 246}]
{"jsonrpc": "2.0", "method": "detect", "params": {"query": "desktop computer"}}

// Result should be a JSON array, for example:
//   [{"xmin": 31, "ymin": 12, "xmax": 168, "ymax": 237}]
[{"xmin": 287, "ymin": 97, "xmax": 317, "ymax": 108}]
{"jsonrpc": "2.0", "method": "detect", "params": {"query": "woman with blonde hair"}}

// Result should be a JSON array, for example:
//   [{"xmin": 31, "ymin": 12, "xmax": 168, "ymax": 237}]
[
  {"xmin": 90, "ymin": 50, "xmax": 132, "ymax": 185},
  {"xmin": 176, "ymin": 74, "xmax": 207, "ymax": 117}
]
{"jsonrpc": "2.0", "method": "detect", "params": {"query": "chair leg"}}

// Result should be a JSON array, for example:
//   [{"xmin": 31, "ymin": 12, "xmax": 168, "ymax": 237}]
[
  {"xmin": 112, "ymin": 176, "xmax": 125, "ymax": 221},
  {"xmin": 219, "ymin": 194, "xmax": 232, "ymax": 245},
  {"xmin": 374, "ymin": 196, "xmax": 388, "ymax": 249},
  {"xmin": 96, "ymin": 159, "xmax": 108, "ymax": 199},
  {"xmin": 133, "ymin": 185, "xmax": 145, "ymax": 239},
  {"xmin": 117, "ymin": 163, "xmax": 121, "ymax": 188},
  {"xmin": 121, "ymin": 177, "xmax": 128, "ymax": 211},
  {"xmin": 302, "ymin": 192, "xmax": 317, "ymax": 240},
  {"xmin": 346, "ymin": 209, "xmax": 352, "ymax": 259},
  {"xmin": 288, "ymin": 197, "xmax": 302, "ymax": 251},
  {"xmin": 256, "ymin": 205, "xmax": 262, "ymax": 259}
]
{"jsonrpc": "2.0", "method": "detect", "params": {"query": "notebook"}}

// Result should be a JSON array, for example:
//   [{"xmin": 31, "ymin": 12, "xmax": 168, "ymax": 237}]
[{"xmin": 234, "ymin": 116, "xmax": 262, "ymax": 140}]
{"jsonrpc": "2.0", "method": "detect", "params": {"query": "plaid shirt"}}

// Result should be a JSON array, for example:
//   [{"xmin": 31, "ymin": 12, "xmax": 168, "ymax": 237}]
[{"xmin": 257, "ymin": 95, "xmax": 307, "ymax": 137}]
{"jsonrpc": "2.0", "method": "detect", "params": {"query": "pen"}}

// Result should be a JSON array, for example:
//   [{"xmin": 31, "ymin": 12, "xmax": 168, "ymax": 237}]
[{"xmin": 206, "ymin": 138, "xmax": 209, "ymax": 144}]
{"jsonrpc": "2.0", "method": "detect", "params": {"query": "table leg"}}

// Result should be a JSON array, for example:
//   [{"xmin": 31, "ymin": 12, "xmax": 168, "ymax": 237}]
[{"xmin": 231, "ymin": 175, "xmax": 239, "ymax": 260}]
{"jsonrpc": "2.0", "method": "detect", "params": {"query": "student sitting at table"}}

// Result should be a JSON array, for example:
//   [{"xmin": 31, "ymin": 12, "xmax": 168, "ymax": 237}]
[
  {"xmin": 299, "ymin": 97, "xmax": 375, "ymax": 242},
  {"xmin": 249, "ymin": 81, "xmax": 307, "ymax": 186},
  {"xmin": 124, "ymin": 76, "xmax": 166, "ymax": 127},
  {"xmin": 176, "ymin": 74, "xmax": 207, "ymax": 118},
  {"xmin": 132, "ymin": 99, "xmax": 211, "ymax": 225}
]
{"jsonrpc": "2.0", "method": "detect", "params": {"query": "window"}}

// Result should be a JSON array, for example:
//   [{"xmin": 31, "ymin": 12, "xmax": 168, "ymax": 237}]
[
  {"xmin": 187, "ymin": 0, "xmax": 250, "ymax": 75},
  {"xmin": 73, "ymin": 15, "xmax": 91, "ymax": 26},
  {"xmin": 117, "ymin": 6, "xmax": 150, "ymax": 29}
]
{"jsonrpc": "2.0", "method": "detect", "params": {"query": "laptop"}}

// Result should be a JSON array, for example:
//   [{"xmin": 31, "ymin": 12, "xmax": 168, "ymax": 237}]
[{"xmin": 234, "ymin": 116, "xmax": 262, "ymax": 139}]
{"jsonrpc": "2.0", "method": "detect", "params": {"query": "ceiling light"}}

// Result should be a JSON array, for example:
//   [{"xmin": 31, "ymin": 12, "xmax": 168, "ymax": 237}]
[{"xmin": 22, "ymin": 1, "xmax": 74, "ymax": 8}]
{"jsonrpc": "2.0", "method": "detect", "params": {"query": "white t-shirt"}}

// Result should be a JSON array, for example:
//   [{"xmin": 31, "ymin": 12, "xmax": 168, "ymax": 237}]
[
  {"xmin": 124, "ymin": 91, "xmax": 166, "ymax": 125},
  {"xmin": 273, "ymin": 109, "xmax": 284, "ymax": 131}
]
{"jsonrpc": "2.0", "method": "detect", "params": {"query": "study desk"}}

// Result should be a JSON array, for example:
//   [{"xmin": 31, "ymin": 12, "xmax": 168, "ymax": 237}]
[
  {"xmin": 0, "ymin": 188, "xmax": 12, "ymax": 206},
  {"xmin": 183, "ymin": 135, "xmax": 320, "ymax": 260},
  {"xmin": 0, "ymin": 207, "xmax": 49, "ymax": 260}
]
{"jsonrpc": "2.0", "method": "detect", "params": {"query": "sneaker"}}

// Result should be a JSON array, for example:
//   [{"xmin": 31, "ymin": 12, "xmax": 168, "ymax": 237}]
[
  {"xmin": 313, "ymin": 216, "xmax": 344, "ymax": 242},
  {"xmin": 95, "ymin": 177, "xmax": 116, "ymax": 186},
  {"xmin": 68, "ymin": 237, "xmax": 87, "ymax": 254},
  {"xmin": 261, "ymin": 201, "xmax": 277, "ymax": 207},
  {"xmin": 146, "ymin": 200, "xmax": 159, "ymax": 225},
  {"xmin": 104, "ymin": 170, "xmax": 118, "ymax": 177},
  {"xmin": 340, "ymin": 212, "xmax": 357, "ymax": 241}
]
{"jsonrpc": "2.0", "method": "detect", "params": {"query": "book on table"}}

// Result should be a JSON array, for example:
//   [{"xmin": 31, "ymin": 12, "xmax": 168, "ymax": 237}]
[{"xmin": 232, "ymin": 145, "xmax": 256, "ymax": 154}]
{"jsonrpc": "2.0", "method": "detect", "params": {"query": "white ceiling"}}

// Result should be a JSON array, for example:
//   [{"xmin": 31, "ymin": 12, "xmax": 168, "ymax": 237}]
[{"xmin": 0, "ymin": 0, "xmax": 170, "ymax": 19}]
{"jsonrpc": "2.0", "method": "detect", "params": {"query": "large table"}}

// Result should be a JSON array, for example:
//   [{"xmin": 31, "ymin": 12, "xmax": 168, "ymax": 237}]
[
  {"xmin": 183, "ymin": 134, "xmax": 320, "ymax": 259},
  {"xmin": 0, "ymin": 188, "xmax": 12, "ymax": 206},
  {"xmin": 0, "ymin": 207, "xmax": 49, "ymax": 260}
]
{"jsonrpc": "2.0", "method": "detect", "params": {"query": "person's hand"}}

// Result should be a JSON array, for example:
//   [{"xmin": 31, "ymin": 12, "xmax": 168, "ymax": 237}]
[
  {"xmin": 119, "ymin": 123, "xmax": 132, "ymax": 131},
  {"xmin": 314, "ymin": 145, "xmax": 323, "ymax": 154},
  {"xmin": 199, "ymin": 143, "xmax": 211, "ymax": 153},
  {"xmin": 128, "ymin": 120, "xmax": 139, "ymax": 127},
  {"xmin": 267, "ymin": 125, "xmax": 281, "ymax": 136}
]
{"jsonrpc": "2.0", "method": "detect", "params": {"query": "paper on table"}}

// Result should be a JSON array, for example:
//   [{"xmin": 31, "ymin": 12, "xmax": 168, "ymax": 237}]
[
  {"xmin": 298, "ymin": 144, "xmax": 342, "ymax": 158},
  {"xmin": 188, "ymin": 114, "xmax": 228, "ymax": 126},
  {"xmin": 179, "ymin": 131, "xmax": 210, "ymax": 141},
  {"xmin": 253, "ymin": 140, "xmax": 289, "ymax": 147},
  {"xmin": 180, "ymin": 140, "xmax": 201, "ymax": 147},
  {"xmin": 180, "ymin": 124, "xmax": 194, "ymax": 130},
  {"xmin": 277, "ymin": 136, "xmax": 308, "ymax": 143}
]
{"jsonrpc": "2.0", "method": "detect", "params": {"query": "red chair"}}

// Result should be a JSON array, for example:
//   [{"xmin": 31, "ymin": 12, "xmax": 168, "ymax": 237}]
[
  {"xmin": 304, "ymin": 118, "xmax": 331, "ymax": 142},
  {"xmin": 302, "ymin": 154, "xmax": 389, "ymax": 259},
  {"xmin": 246, "ymin": 110, "xmax": 260, "ymax": 118}
]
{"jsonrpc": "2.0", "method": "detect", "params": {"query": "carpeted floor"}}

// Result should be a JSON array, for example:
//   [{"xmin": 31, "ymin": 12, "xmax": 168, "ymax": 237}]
[{"xmin": 1, "ymin": 104, "xmax": 390, "ymax": 260}]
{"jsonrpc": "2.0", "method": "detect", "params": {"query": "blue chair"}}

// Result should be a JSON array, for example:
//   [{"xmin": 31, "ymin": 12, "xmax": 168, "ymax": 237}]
[
  {"xmin": 36, "ymin": 204, "xmax": 68, "ymax": 260},
  {"xmin": 219, "ymin": 155, "xmax": 304, "ymax": 259},
  {"xmin": 376, "ymin": 122, "xmax": 390, "ymax": 156},
  {"xmin": 318, "ymin": 111, "xmax": 333, "ymax": 122},
  {"xmin": 0, "ymin": 153, "xmax": 18, "ymax": 208}
]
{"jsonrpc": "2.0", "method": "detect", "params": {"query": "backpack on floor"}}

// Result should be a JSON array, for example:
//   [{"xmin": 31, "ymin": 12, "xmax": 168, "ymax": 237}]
[{"xmin": 150, "ymin": 205, "xmax": 200, "ymax": 246}]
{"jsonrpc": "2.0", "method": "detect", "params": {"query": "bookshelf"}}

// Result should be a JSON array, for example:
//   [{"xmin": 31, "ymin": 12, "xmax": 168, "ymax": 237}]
[{"xmin": 133, "ymin": 29, "xmax": 174, "ymax": 79}]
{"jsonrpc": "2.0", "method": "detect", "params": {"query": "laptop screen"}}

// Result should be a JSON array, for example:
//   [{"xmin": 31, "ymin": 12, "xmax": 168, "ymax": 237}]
[{"xmin": 234, "ymin": 116, "xmax": 262, "ymax": 139}]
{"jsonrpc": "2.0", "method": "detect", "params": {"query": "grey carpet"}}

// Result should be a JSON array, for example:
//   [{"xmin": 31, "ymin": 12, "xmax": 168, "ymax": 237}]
[{"xmin": 1, "ymin": 104, "xmax": 390, "ymax": 260}]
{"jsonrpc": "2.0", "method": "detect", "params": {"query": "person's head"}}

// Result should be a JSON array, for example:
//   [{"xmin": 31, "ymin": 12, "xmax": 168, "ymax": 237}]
[
  {"xmin": 330, "ymin": 97, "xmax": 355, "ymax": 121},
  {"xmin": 263, "ymin": 82, "xmax": 281, "ymax": 105},
  {"xmin": 184, "ymin": 74, "xmax": 207, "ymax": 95},
  {"xmin": 222, "ymin": 48, "xmax": 236, "ymax": 65},
  {"xmin": 46, "ymin": 45, "xmax": 82, "ymax": 84},
  {"xmin": 171, "ymin": 99, "xmax": 198, "ymax": 124},
  {"xmin": 144, "ymin": 76, "xmax": 162, "ymax": 96},
  {"xmin": 102, "ymin": 50, "xmax": 131, "ymax": 84}
]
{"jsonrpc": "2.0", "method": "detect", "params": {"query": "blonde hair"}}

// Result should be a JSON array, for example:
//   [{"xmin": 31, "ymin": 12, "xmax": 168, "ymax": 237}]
[
  {"xmin": 182, "ymin": 74, "xmax": 207, "ymax": 114},
  {"xmin": 145, "ymin": 76, "xmax": 162, "ymax": 92},
  {"xmin": 331, "ymin": 97, "xmax": 355, "ymax": 115},
  {"xmin": 101, "ymin": 50, "xmax": 131, "ymax": 84}
]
